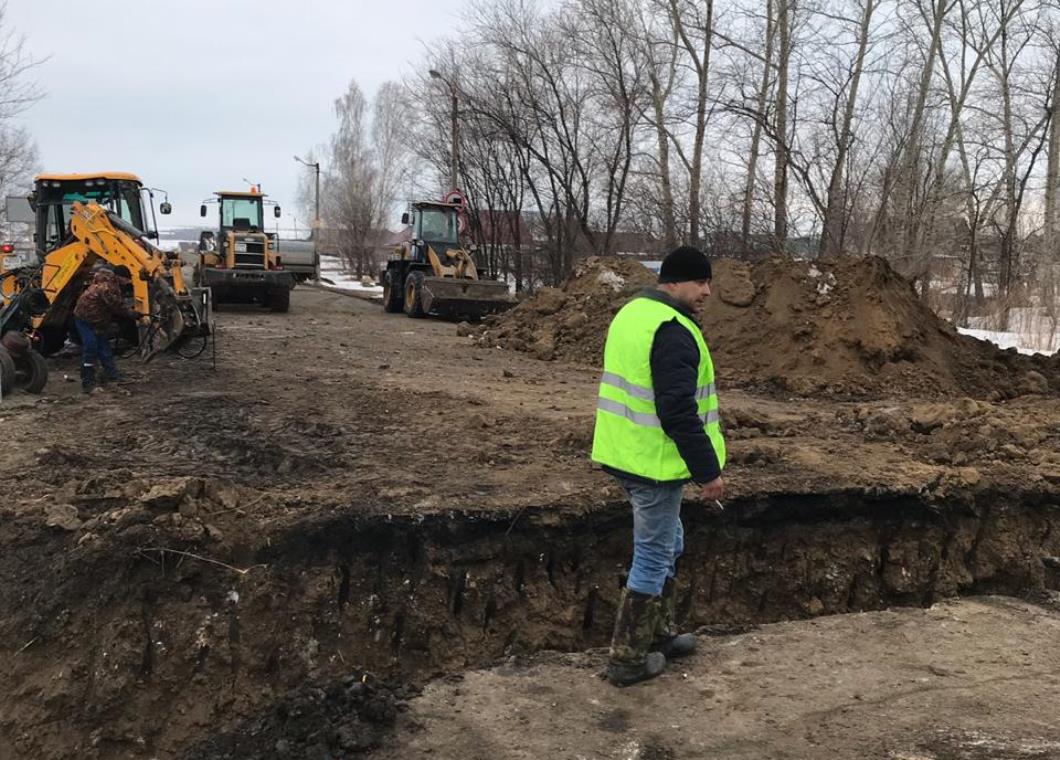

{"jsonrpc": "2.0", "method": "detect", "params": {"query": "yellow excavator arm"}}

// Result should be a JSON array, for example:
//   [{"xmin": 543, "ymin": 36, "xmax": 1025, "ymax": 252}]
[
  {"xmin": 24, "ymin": 201, "xmax": 203, "ymax": 357},
  {"xmin": 40, "ymin": 201, "xmax": 185, "ymax": 314}
]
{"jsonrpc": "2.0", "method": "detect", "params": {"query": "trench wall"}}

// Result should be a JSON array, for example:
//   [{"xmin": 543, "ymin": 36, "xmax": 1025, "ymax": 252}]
[{"xmin": 4, "ymin": 491, "xmax": 1060, "ymax": 758}]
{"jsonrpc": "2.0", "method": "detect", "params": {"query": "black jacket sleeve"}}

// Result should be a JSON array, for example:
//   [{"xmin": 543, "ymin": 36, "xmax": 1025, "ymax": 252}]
[{"xmin": 650, "ymin": 320, "xmax": 721, "ymax": 484}]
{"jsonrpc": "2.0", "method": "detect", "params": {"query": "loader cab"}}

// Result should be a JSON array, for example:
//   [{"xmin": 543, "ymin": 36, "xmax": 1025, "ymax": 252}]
[
  {"xmin": 411, "ymin": 203, "xmax": 459, "ymax": 246},
  {"xmin": 406, "ymin": 202, "xmax": 460, "ymax": 262},
  {"xmin": 200, "ymin": 189, "xmax": 282, "ymax": 271},
  {"xmin": 213, "ymin": 191, "xmax": 265, "ymax": 235},
  {"xmin": 31, "ymin": 173, "xmax": 165, "ymax": 254},
  {"xmin": 203, "ymin": 189, "xmax": 281, "ymax": 237}
]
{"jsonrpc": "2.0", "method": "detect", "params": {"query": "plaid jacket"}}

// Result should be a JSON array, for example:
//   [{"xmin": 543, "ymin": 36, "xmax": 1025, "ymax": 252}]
[{"xmin": 73, "ymin": 278, "xmax": 138, "ymax": 329}]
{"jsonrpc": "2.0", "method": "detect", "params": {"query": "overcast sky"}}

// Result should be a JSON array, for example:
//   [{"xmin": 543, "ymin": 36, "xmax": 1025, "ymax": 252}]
[{"xmin": 8, "ymin": 0, "xmax": 465, "ymax": 231}]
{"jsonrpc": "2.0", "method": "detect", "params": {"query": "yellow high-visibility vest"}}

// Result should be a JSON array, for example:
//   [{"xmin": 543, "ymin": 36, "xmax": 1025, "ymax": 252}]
[{"xmin": 591, "ymin": 295, "xmax": 725, "ymax": 481}]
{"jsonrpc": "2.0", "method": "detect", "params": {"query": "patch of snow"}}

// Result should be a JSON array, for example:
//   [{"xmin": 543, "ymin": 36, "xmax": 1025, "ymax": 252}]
[
  {"xmin": 958, "ymin": 327, "xmax": 1059, "ymax": 356},
  {"xmin": 936, "ymin": 283, "xmax": 999, "ymax": 297},
  {"xmin": 596, "ymin": 270, "xmax": 626, "ymax": 292},
  {"xmin": 318, "ymin": 254, "xmax": 383, "ymax": 298}
]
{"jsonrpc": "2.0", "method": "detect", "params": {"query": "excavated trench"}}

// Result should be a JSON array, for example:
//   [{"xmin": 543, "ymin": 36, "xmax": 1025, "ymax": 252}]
[
  {"xmin": 250, "ymin": 489, "xmax": 1060, "ymax": 679},
  {"xmin": 5, "ymin": 488, "xmax": 1060, "ymax": 759}
]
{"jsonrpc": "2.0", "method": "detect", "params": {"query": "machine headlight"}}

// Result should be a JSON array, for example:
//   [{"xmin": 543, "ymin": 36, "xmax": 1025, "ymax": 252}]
[{"xmin": 234, "ymin": 242, "xmax": 248, "ymax": 253}]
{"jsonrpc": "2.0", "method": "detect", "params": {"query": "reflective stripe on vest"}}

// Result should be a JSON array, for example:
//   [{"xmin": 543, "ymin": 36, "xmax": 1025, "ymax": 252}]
[
  {"xmin": 596, "ymin": 396, "xmax": 721, "ymax": 428},
  {"xmin": 591, "ymin": 294, "xmax": 726, "ymax": 481},
  {"xmin": 600, "ymin": 371, "xmax": 716, "ymax": 403}
]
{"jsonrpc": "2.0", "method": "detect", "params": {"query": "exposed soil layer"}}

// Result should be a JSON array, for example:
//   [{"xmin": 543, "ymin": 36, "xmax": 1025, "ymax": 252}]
[
  {"xmin": 5, "ymin": 481, "xmax": 1060, "ymax": 758},
  {"xmin": 0, "ymin": 287, "xmax": 1059, "ymax": 758},
  {"xmin": 476, "ymin": 255, "xmax": 1060, "ymax": 399}
]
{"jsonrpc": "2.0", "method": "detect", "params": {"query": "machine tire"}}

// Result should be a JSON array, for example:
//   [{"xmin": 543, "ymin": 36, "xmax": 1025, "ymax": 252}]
[
  {"xmin": 14, "ymin": 349, "xmax": 47, "ymax": 394},
  {"xmin": 0, "ymin": 345, "xmax": 14, "ymax": 396},
  {"xmin": 403, "ymin": 270, "xmax": 426, "ymax": 319},
  {"xmin": 382, "ymin": 269, "xmax": 404, "ymax": 313},
  {"xmin": 269, "ymin": 287, "xmax": 290, "ymax": 313}
]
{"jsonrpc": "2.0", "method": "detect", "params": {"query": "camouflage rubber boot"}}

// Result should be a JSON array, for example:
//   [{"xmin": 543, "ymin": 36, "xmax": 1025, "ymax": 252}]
[
  {"xmin": 607, "ymin": 588, "xmax": 666, "ymax": 687},
  {"xmin": 652, "ymin": 577, "xmax": 696, "ymax": 659}
]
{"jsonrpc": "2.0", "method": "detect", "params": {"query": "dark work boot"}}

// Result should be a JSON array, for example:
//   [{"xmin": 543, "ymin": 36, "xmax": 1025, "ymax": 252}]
[
  {"xmin": 652, "ymin": 577, "xmax": 696, "ymax": 659},
  {"xmin": 607, "ymin": 588, "xmax": 666, "ymax": 687},
  {"xmin": 81, "ymin": 364, "xmax": 97, "ymax": 394}
]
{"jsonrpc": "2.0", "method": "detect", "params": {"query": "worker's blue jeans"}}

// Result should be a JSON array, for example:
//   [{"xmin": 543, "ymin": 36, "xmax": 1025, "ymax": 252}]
[
  {"xmin": 74, "ymin": 319, "xmax": 119, "ymax": 389},
  {"xmin": 615, "ymin": 477, "xmax": 684, "ymax": 597}
]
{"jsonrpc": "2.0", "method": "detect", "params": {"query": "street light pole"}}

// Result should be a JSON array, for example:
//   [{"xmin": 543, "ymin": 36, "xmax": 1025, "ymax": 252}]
[
  {"xmin": 294, "ymin": 154, "xmax": 321, "ymax": 279},
  {"xmin": 430, "ymin": 68, "xmax": 459, "ymax": 191}
]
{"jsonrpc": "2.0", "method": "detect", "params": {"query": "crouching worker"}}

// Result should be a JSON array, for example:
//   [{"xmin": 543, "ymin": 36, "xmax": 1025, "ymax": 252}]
[
  {"xmin": 73, "ymin": 267, "xmax": 142, "ymax": 393},
  {"xmin": 591, "ymin": 246, "xmax": 726, "ymax": 687}
]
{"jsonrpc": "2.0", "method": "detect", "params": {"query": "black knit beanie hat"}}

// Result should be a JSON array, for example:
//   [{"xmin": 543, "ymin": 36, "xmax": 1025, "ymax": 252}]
[{"xmin": 658, "ymin": 246, "xmax": 712, "ymax": 283}]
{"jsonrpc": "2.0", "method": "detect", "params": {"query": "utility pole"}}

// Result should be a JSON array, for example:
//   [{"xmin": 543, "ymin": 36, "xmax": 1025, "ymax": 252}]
[
  {"xmin": 429, "ymin": 68, "xmax": 459, "ymax": 190},
  {"xmin": 294, "ymin": 154, "xmax": 321, "ymax": 280}
]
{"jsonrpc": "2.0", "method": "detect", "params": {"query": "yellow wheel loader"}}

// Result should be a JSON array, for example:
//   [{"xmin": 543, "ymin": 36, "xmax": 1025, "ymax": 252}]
[
  {"xmin": 380, "ymin": 201, "xmax": 515, "ymax": 319},
  {"xmin": 196, "ymin": 188, "xmax": 293, "ymax": 312},
  {"xmin": 0, "ymin": 172, "xmax": 211, "ymax": 394}
]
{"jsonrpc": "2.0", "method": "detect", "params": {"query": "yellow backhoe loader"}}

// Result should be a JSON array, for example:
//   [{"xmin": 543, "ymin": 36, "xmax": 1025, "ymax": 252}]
[
  {"xmin": 0, "ymin": 172, "xmax": 210, "ymax": 394},
  {"xmin": 380, "ymin": 201, "xmax": 515, "ymax": 319}
]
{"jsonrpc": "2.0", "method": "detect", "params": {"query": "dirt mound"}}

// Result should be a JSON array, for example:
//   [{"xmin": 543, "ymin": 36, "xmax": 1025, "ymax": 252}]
[
  {"xmin": 476, "ymin": 256, "xmax": 655, "ymax": 362},
  {"xmin": 478, "ymin": 254, "xmax": 1058, "ymax": 400},
  {"xmin": 704, "ymin": 256, "xmax": 1056, "ymax": 399}
]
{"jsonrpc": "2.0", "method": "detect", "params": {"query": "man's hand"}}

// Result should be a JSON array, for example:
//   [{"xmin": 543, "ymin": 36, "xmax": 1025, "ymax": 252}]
[{"xmin": 699, "ymin": 476, "xmax": 724, "ymax": 502}]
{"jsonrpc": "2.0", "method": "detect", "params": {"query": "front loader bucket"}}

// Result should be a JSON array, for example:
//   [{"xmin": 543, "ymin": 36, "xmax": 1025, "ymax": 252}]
[
  {"xmin": 141, "ymin": 279, "xmax": 187, "ymax": 360},
  {"xmin": 421, "ymin": 277, "xmax": 516, "ymax": 319}
]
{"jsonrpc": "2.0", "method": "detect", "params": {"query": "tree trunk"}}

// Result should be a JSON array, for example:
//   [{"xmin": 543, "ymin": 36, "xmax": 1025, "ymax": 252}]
[
  {"xmin": 668, "ymin": 0, "xmax": 714, "ymax": 247},
  {"xmin": 773, "ymin": 0, "xmax": 790, "ymax": 250},
  {"xmin": 742, "ymin": 0, "xmax": 774, "ymax": 259},
  {"xmin": 896, "ymin": 0, "xmax": 949, "ymax": 268},
  {"xmin": 651, "ymin": 68, "xmax": 677, "ymax": 250},
  {"xmin": 820, "ymin": 0, "xmax": 878, "ymax": 258},
  {"xmin": 1046, "ymin": 46, "xmax": 1060, "ymax": 258}
]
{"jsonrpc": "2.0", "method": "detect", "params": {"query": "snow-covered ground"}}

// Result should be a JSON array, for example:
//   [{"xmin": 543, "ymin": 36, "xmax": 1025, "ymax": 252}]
[
  {"xmin": 958, "ymin": 307, "xmax": 1060, "ymax": 356},
  {"xmin": 318, "ymin": 254, "xmax": 384, "ymax": 299},
  {"xmin": 155, "ymin": 239, "xmax": 196, "ymax": 253}
]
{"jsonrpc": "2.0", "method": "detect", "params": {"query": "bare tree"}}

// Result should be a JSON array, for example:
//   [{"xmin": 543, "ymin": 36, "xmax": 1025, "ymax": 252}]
[
  {"xmin": 739, "ymin": 0, "xmax": 775, "ymax": 257},
  {"xmin": 664, "ymin": 0, "xmax": 716, "ymax": 245},
  {"xmin": 772, "ymin": 0, "xmax": 792, "ymax": 248},
  {"xmin": 0, "ymin": 2, "xmax": 42, "ymax": 234},
  {"xmin": 819, "ymin": 0, "xmax": 886, "ymax": 257},
  {"xmin": 321, "ymin": 80, "xmax": 411, "ymax": 277},
  {"xmin": 1045, "ymin": 28, "xmax": 1060, "ymax": 257}
]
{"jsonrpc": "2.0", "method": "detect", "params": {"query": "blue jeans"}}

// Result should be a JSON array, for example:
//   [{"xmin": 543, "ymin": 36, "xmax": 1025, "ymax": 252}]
[
  {"xmin": 617, "ymin": 477, "xmax": 684, "ymax": 597},
  {"xmin": 74, "ymin": 319, "xmax": 118, "ymax": 388}
]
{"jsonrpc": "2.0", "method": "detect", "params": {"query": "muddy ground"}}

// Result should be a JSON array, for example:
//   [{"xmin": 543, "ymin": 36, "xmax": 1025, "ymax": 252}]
[
  {"xmin": 1, "ymin": 286, "xmax": 1059, "ymax": 758},
  {"xmin": 380, "ymin": 596, "xmax": 1060, "ymax": 760}
]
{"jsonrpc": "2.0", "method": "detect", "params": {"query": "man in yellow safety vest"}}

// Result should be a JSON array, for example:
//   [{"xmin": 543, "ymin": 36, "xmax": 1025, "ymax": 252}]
[{"xmin": 591, "ymin": 246, "xmax": 726, "ymax": 687}]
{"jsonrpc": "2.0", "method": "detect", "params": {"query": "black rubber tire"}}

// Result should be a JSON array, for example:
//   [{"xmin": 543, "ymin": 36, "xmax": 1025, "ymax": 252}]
[
  {"xmin": 403, "ymin": 270, "xmax": 426, "ymax": 318},
  {"xmin": 14, "ymin": 349, "xmax": 47, "ymax": 394},
  {"xmin": 0, "ymin": 345, "xmax": 14, "ymax": 396},
  {"xmin": 382, "ymin": 269, "xmax": 404, "ymax": 313},
  {"xmin": 269, "ymin": 287, "xmax": 290, "ymax": 313}
]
